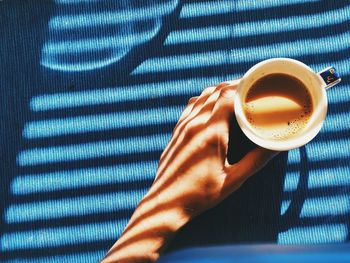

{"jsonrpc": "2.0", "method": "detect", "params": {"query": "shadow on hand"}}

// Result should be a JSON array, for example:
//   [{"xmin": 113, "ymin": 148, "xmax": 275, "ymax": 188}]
[{"xmin": 165, "ymin": 114, "xmax": 289, "ymax": 252}]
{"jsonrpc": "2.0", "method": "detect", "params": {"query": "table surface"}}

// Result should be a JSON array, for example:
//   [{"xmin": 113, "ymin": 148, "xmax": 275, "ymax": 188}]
[{"xmin": 0, "ymin": 0, "xmax": 349, "ymax": 262}]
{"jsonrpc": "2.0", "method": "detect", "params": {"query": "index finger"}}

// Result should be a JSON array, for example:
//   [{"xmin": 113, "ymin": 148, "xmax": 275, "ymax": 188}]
[{"xmin": 210, "ymin": 79, "xmax": 239, "ymax": 122}]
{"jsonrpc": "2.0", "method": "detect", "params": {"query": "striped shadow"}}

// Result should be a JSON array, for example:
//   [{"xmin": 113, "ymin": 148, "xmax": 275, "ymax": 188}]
[
  {"xmin": 42, "ymin": 27, "xmax": 161, "ymax": 54},
  {"xmin": 49, "ymin": 1, "xmax": 177, "ymax": 30},
  {"xmin": 4, "ymin": 250, "xmax": 106, "ymax": 263},
  {"xmin": 235, "ymin": 0, "xmax": 321, "ymax": 11},
  {"xmin": 283, "ymin": 166, "xmax": 350, "ymax": 192},
  {"xmin": 17, "ymin": 133, "xmax": 170, "ymax": 166},
  {"xmin": 5, "ymin": 190, "xmax": 146, "ymax": 223},
  {"xmin": 299, "ymin": 196, "xmax": 350, "ymax": 218},
  {"xmin": 42, "ymin": 0, "xmax": 179, "ymax": 71},
  {"xmin": 278, "ymin": 224, "xmax": 348, "ymax": 244},
  {"xmin": 22, "ymin": 105, "xmax": 349, "ymax": 139},
  {"xmin": 280, "ymin": 195, "xmax": 350, "ymax": 218},
  {"xmin": 179, "ymin": 0, "xmax": 234, "ymax": 19},
  {"xmin": 305, "ymin": 138, "xmax": 350, "ymax": 163},
  {"xmin": 1, "ymin": 219, "xmax": 127, "ymax": 250},
  {"xmin": 23, "ymin": 106, "xmax": 182, "ymax": 139},
  {"xmin": 133, "ymin": 32, "xmax": 350, "ymax": 74},
  {"xmin": 29, "ymin": 77, "xmax": 220, "ymax": 112},
  {"xmin": 11, "ymin": 161, "xmax": 157, "ymax": 195},
  {"xmin": 165, "ymin": 5, "xmax": 350, "ymax": 44}
]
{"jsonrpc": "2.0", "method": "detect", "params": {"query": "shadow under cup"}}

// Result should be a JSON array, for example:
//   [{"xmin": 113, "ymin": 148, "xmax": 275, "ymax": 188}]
[{"xmin": 234, "ymin": 58, "xmax": 328, "ymax": 151}]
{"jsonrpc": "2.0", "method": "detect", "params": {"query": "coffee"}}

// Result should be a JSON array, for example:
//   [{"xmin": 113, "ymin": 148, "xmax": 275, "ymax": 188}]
[{"xmin": 244, "ymin": 73, "xmax": 313, "ymax": 140}]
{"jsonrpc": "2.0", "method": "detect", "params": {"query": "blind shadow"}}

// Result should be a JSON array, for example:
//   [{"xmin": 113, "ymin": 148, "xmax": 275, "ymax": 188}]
[
  {"xmin": 1, "ymin": 0, "xmax": 350, "ymax": 261},
  {"xmin": 165, "ymin": 114, "xmax": 288, "ymax": 252}
]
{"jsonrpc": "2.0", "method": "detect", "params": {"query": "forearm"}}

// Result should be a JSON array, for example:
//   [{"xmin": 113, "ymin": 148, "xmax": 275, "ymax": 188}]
[
  {"xmin": 101, "ymin": 80, "xmax": 277, "ymax": 262},
  {"xmin": 101, "ymin": 192, "xmax": 191, "ymax": 262}
]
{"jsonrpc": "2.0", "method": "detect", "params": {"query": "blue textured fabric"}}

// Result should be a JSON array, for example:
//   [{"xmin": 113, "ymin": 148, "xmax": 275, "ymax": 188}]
[
  {"xmin": 0, "ymin": 0, "xmax": 349, "ymax": 262},
  {"xmin": 158, "ymin": 244, "xmax": 350, "ymax": 263}
]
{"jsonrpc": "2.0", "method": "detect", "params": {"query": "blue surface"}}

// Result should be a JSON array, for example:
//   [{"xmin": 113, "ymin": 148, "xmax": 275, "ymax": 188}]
[
  {"xmin": 0, "ymin": 0, "xmax": 349, "ymax": 262},
  {"xmin": 158, "ymin": 244, "xmax": 350, "ymax": 263}
]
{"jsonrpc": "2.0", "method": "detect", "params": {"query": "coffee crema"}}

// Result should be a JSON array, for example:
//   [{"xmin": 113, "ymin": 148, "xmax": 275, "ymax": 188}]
[{"xmin": 244, "ymin": 73, "xmax": 313, "ymax": 140}]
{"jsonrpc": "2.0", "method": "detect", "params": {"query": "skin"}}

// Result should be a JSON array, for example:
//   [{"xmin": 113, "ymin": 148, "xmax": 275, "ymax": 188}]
[{"xmin": 101, "ymin": 80, "xmax": 279, "ymax": 262}]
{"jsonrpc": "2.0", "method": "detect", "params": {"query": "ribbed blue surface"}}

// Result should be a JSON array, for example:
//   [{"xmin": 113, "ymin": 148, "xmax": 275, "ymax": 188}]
[{"xmin": 0, "ymin": 0, "xmax": 349, "ymax": 262}]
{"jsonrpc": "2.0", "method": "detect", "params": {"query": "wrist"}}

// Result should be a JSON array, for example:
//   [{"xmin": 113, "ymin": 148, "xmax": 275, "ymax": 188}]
[
  {"xmin": 102, "ymin": 190, "xmax": 191, "ymax": 262},
  {"xmin": 134, "ymin": 189, "xmax": 192, "ymax": 231}
]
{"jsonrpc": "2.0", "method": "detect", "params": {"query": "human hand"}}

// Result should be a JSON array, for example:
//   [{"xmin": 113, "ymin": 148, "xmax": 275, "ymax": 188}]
[
  {"xmin": 102, "ymin": 80, "xmax": 278, "ymax": 262},
  {"xmin": 148, "ymin": 80, "xmax": 279, "ymax": 217}
]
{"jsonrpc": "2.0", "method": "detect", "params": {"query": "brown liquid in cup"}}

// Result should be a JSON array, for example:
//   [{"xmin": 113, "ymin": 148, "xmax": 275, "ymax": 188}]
[{"xmin": 244, "ymin": 73, "xmax": 313, "ymax": 140}]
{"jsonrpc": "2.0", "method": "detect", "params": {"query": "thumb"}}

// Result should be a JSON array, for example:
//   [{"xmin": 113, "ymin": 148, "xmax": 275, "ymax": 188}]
[{"xmin": 224, "ymin": 147, "xmax": 279, "ymax": 188}]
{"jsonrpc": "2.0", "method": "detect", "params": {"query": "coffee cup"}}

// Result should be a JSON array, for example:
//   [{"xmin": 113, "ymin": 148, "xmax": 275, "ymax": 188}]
[{"xmin": 234, "ymin": 58, "xmax": 341, "ymax": 151}]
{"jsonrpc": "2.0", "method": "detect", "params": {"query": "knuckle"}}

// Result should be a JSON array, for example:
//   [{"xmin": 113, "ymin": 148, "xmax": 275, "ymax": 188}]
[
  {"xmin": 215, "ymin": 80, "xmax": 239, "ymax": 93},
  {"xmin": 177, "ymin": 119, "xmax": 189, "ymax": 134},
  {"xmin": 188, "ymin": 96, "xmax": 198, "ymax": 104},
  {"xmin": 184, "ymin": 123, "xmax": 196, "ymax": 138},
  {"xmin": 216, "ymin": 81, "xmax": 229, "ymax": 90},
  {"xmin": 219, "ymin": 86, "xmax": 235, "ymax": 99},
  {"xmin": 204, "ymin": 86, "xmax": 215, "ymax": 94}
]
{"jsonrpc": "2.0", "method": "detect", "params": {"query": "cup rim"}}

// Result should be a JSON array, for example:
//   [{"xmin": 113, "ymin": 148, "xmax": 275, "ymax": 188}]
[{"xmin": 234, "ymin": 58, "xmax": 328, "ymax": 151}]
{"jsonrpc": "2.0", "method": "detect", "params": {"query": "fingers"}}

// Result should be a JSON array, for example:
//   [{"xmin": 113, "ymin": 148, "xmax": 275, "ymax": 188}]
[
  {"xmin": 177, "ymin": 81, "xmax": 237, "ymax": 167},
  {"xmin": 205, "ymin": 81, "xmax": 238, "ymax": 152},
  {"xmin": 172, "ymin": 84, "xmax": 224, "ymax": 139},
  {"xmin": 178, "ymin": 96, "xmax": 197, "ymax": 121},
  {"xmin": 187, "ymin": 86, "xmax": 216, "ymax": 117},
  {"xmin": 186, "ymin": 80, "xmax": 239, "ymax": 121},
  {"xmin": 182, "ymin": 80, "xmax": 239, "ymax": 123},
  {"xmin": 216, "ymin": 80, "xmax": 240, "ymax": 89},
  {"xmin": 225, "ymin": 147, "xmax": 279, "ymax": 188},
  {"xmin": 172, "ymin": 87, "xmax": 215, "ymax": 135},
  {"xmin": 161, "ymin": 80, "xmax": 239, "ymax": 167},
  {"xmin": 160, "ymin": 86, "xmax": 215, "ymax": 166},
  {"xmin": 210, "ymin": 84, "xmax": 237, "ymax": 123},
  {"xmin": 196, "ymin": 80, "xmax": 239, "ymax": 124}
]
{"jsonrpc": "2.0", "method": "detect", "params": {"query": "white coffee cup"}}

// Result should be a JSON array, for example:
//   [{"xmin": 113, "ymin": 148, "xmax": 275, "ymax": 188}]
[{"xmin": 234, "ymin": 58, "xmax": 341, "ymax": 151}]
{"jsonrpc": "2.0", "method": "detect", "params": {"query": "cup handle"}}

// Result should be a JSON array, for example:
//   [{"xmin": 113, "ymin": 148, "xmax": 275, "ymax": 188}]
[{"xmin": 318, "ymin": 66, "xmax": 341, "ymax": 90}]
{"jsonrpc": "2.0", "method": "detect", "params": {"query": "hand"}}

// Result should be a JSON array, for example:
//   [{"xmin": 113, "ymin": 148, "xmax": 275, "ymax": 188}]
[{"xmin": 102, "ymin": 80, "xmax": 278, "ymax": 263}]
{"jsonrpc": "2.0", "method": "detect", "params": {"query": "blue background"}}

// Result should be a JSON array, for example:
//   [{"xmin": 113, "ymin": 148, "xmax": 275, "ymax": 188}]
[{"xmin": 0, "ymin": 0, "xmax": 349, "ymax": 262}]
